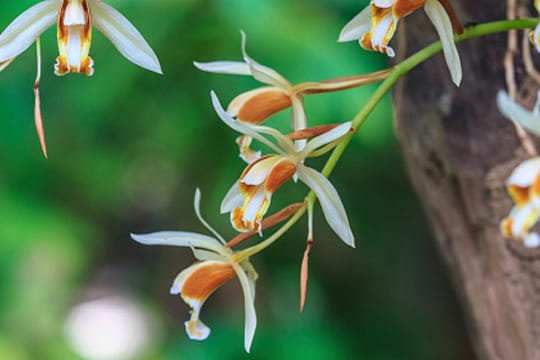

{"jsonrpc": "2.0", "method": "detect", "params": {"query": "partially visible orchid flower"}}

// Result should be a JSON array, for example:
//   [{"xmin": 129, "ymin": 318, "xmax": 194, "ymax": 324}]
[
  {"xmin": 0, "ymin": 0, "xmax": 162, "ymax": 156},
  {"xmin": 338, "ymin": 0, "xmax": 463, "ymax": 86},
  {"xmin": 131, "ymin": 190, "xmax": 258, "ymax": 353},
  {"xmin": 499, "ymin": 158, "xmax": 540, "ymax": 248},
  {"xmin": 195, "ymin": 32, "xmax": 390, "ymax": 142},
  {"xmin": 212, "ymin": 92, "xmax": 355, "ymax": 248},
  {"xmin": 530, "ymin": 0, "xmax": 540, "ymax": 52}
]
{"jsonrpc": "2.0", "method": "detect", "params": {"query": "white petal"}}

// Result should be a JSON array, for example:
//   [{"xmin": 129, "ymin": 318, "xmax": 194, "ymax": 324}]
[
  {"xmin": 241, "ymin": 157, "xmax": 280, "ymax": 186},
  {"xmin": 232, "ymin": 263, "xmax": 257, "ymax": 353},
  {"xmin": 506, "ymin": 157, "xmax": 540, "ymax": 187},
  {"xmin": 338, "ymin": 6, "xmax": 372, "ymax": 42},
  {"xmin": 0, "ymin": 0, "xmax": 59, "ymax": 63},
  {"xmin": 90, "ymin": 0, "xmax": 162, "ymax": 74},
  {"xmin": 221, "ymin": 181, "xmax": 244, "ymax": 214},
  {"xmin": 193, "ymin": 60, "xmax": 251, "ymax": 75},
  {"xmin": 297, "ymin": 166, "xmax": 355, "ymax": 247},
  {"xmin": 424, "ymin": 0, "xmax": 462, "ymax": 86},
  {"xmin": 240, "ymin": 31, "xmax": 290, "ymax": 88},
  {"xmin": 524, "ymin": 232, "xmax": 540, "ymax": 248},
  {"xmin": 497, "ymin": 90, "xmax": 540, "ymax": 138},
  {"xmin": 300, "ymin": 122, "xmax": 352, "ymax": 158},
  {"xmin": 130, "ymin": 231, "xmax": 226, "ymax": 255},
  {"xmin": 193, "ymin": 188, "xmax": 227, "ymax": 244}
]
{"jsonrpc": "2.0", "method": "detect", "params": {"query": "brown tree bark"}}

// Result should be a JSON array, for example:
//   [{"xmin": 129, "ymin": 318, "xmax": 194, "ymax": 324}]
[{"xmin": 395, "ymin": 2, "xmax": 540, "ymax": 360}]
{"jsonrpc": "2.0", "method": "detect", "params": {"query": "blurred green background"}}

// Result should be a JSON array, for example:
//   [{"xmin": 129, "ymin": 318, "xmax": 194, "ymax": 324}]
[{"xmin": 0, "ymin": 0, "xmax": 474, "ymax": 359}]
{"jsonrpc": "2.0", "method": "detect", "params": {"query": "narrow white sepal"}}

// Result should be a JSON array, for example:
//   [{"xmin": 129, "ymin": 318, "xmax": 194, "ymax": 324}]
[
  {"xmin": 300, "ymin": 122, "xmax": 352, "ymax": 157},
  {"xmin": 338, "ymin": 6, "xmax": 372, "ymax": 42},
  {"xmin": 240, "ymin": 31, "xmax": 290, "ymax": 88},
  {"xmin": 193, "ymin": 60, "xmax": 251, "ymax": 75},
  {"xmin": 90, "ymin": 0, "xmax": 162, "ymax": 74},
  {"xmin": 130, "ymin": 231, "xmax": 225, "ymax": 254},
  {"xmin": 0, "ymin": 0, "xmax": 59, "ymax": 63},
  {"xmin": 497, "ymin": 90, "xmax": 540, "ymax": 137},
  {"xmin": 232, "ymin": 263, "xmax": 257, "ymax": 353},
  {"xmin": 298, "ymin": 166, "xmax": 355, "ymax": 247},
  {"xmin": 424, "ymin": 0, "xmax": 462, "ymax": 86}
]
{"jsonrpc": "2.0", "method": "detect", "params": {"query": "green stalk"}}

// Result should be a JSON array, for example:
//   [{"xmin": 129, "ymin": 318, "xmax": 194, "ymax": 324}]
[{"xmin": 238, "ymin": 18, "xmax": 539, "ymax": 258}]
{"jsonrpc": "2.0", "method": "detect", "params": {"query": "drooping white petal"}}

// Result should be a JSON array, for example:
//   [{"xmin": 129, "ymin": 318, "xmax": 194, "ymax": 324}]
[
  {"xmin": 297, "ymin": 166, "xmax": 355, "ymax": 247},
  {"xmin": 300, "ymin": 122, "xmax": 352, "ymax": 158},
  {"xmin": 90, "ymin": 0, "xmax": 162, "ymax": 74},
  {"xmin": 240, "ymin": 31, "xmax": 290, "ymax": 88},
  {"xmin": 193, "ymin": 60, "xmax": 251, "ymax": 75},
  {"xmin": 338, "ymin": 6, "xmax": 372, "ymax": 42},
  {"xmin": 193, "ymin": 188, "xmax": 227, "ymax": 245},
  {"xmin": 424, "ymin": 0, "xmax": 462, "ymax": 86},
  {"xmin": 231, "ymin": 263, "xmax": 257, "ymax": 353},
  {"xmin": 131, "ymin": 231, "xmax": 226, "ymax": 255},
  {"xmin": 497, "ymin": 90, "xmax": 540, "ymax": 138},
  {"xmin": 221, "ymin": 181, "xmax": 244, "ymax": 214},
  {"xmin": 0, "ymin": 0, "xmax": 59, "ymax": 63}
]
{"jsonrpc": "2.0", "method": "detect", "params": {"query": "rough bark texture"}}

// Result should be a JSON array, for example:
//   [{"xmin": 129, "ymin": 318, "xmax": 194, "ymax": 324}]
[{"xmin": 395, "ymin": 2, "xmax": 540, "ymax": 360}]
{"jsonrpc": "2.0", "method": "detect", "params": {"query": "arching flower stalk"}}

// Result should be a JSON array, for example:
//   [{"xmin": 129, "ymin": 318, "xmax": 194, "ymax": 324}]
[
  {"xmin": 212, "ymin": 92, "xmax": 355, "ymax": 248},
  {"xmin": 131, "ymin": 190, "xmax": 258, "ymax": 352},
  {"xmin": 338, "ymin": 0, "xmax": 463, "ymax": 86},
  {"xmin": 0, "ymin": 0, "xmax": 162, "ymax": 156}
]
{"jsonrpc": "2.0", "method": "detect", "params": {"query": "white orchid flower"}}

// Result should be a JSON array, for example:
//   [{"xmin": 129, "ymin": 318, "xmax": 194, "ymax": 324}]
[
  {"xmin": 212, "ymin": 91, "xmax": 355, "ymax": 248},
  {"xmin": 499, "ymin": 158, "xmax": 540, "ymax": 248},
  {"xmin": 338, "ymin": 0, "xmax": 462, "ymax": 86},
  {"xmin": 131, "ymin": 189, "xmax": 258, "ymax": 353},
  {"xmin": 0, "ymin": 0, "xmax": 162, "ymax": 75}
]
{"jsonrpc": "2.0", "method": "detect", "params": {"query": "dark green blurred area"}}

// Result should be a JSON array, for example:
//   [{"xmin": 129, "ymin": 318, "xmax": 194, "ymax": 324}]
[{"xmin": 0, "ymin": 0, "xmax": 474, "ymax": 359}]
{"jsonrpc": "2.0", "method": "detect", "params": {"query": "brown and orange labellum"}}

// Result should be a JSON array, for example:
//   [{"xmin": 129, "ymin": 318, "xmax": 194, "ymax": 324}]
[{"xmin": 228, "ymin": 87, "xmax": 292, "ymax": 124}]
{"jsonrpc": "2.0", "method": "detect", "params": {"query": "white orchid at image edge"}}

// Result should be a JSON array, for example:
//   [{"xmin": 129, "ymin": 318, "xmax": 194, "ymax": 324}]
[
  {"xmin": 211, "ymin": 91, "xmax": 356, "ymax": 248},
  {"xmin": 338, "ymin": 0, "xmax": 463, "ymax": 86},
  {"xmin": 131, "ymin": 189, "xmax": 258, "ymax": 353},
  {"xmin": 0, "ymin": 0, "xmax": 162, "ymax": 157}
]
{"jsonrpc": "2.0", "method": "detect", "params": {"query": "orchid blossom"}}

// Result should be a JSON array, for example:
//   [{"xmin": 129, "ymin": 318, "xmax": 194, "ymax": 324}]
[
  {"xmin": 0, "ymin": 0, "xmax": 161, "ymax": 75},
  {"xmin": 0, "ymin": 0, "xmax": 162, "ymax": 156},
  {"xmin": 338, "ymin": 0, "xmax": 463, "ymax": 86},
  {"xmin": 131, "ymin": 190, "xmax": 258, "ymax": 352},
  {"xmin": 499, "ymin": 158, "xmax": 540, "ymax": 248},
  {"xmin": 212, "ymin": 92, "xmax": 355, "ymax": 248}
]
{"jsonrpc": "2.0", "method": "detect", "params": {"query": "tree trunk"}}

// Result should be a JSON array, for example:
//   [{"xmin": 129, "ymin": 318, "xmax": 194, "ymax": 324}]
[{"xmin": 395, "ymin": 2, "xmax": 540, "ymax": 360}]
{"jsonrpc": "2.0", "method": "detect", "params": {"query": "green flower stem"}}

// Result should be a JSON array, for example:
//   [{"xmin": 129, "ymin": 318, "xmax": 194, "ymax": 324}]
[{"xmin": 238, "ymin": 18, "xmax": 539, "ymax": 258}]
